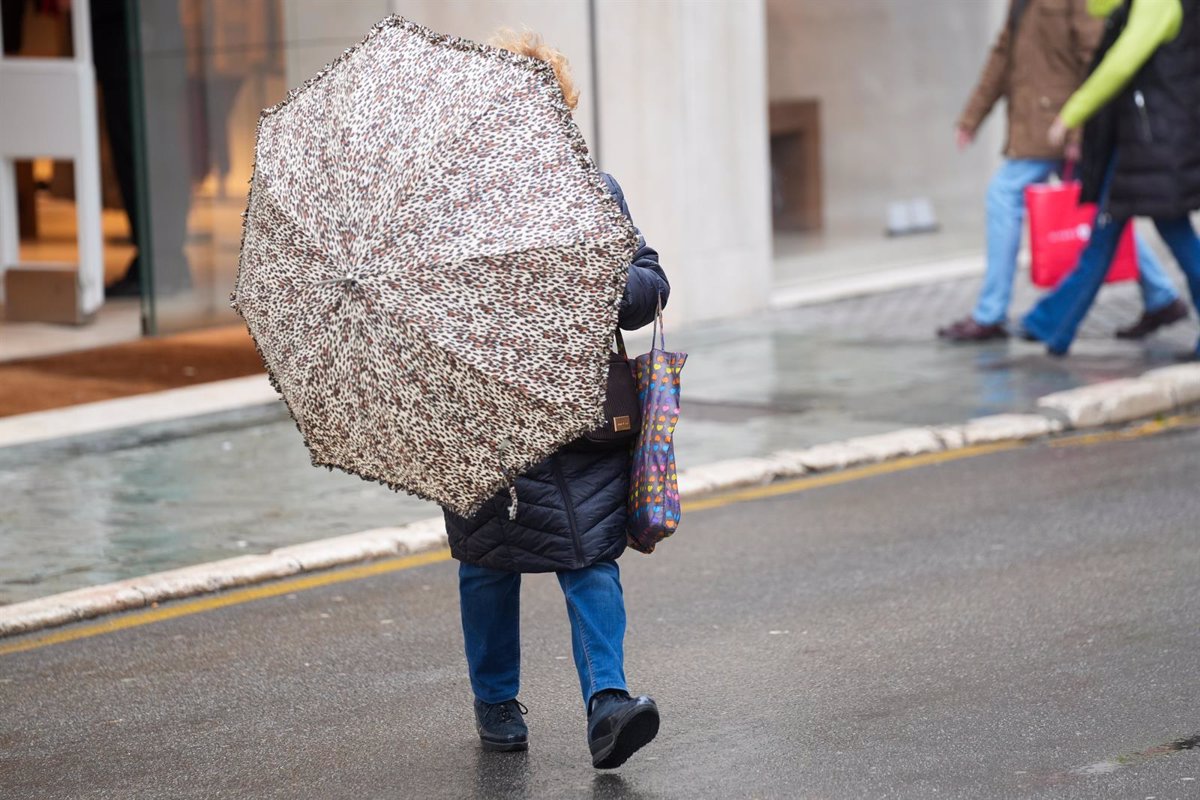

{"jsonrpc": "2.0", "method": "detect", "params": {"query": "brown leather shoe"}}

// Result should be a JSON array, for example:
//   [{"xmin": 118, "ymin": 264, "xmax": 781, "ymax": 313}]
[
  {"xmin": 937, "ymin": 317, "xmax": 1009, "ymax": 342},
  {"xmin": 1116, "ymin": 299, "xmax": 1189, "ymax": 339}
]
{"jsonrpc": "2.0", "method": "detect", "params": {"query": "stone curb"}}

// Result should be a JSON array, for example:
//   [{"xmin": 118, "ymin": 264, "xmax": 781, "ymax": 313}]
[
  {"xmin": 0, "ymin": 521, "xmax": 449, "ymax": 638},
  {"xmin": 2, "ymin": 363, "xmax": 1197, "ymax": 640}
]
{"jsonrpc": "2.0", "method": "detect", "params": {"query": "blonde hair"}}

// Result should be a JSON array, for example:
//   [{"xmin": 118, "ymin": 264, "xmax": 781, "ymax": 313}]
[{"xmin": 490, "ymin": 28, "xmax": 580, "ymax": 111}]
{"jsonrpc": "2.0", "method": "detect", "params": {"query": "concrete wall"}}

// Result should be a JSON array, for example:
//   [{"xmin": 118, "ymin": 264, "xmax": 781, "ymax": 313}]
[
  {"xmin": 595, "ymin": 0, "xmax": 773, "ymax": 325},
  {"xmin": 766, "ymin": 0, "xmax": 1008, "ymax": 235},
  {"xmin": 282, "ymin": 1, "xmax": 597, "ymax": 146},
  {"xmin": 278, "ymin": 0, "xmax": 775, "ymax": 327}
]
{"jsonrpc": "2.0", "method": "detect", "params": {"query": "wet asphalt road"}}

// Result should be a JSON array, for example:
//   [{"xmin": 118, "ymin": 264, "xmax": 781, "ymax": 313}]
[{"xmin": 2, "ymin": 425, "xmax": 1199, "ymax": 799}]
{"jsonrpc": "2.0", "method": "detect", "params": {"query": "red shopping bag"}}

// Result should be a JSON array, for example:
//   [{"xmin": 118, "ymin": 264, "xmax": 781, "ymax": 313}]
[{"xmin": 1025, "ymin": 180, "xmax": 1138, "ymax": 288}]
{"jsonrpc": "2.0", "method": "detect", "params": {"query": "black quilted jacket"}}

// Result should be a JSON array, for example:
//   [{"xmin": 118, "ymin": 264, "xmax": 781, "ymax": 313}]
[{"xmin": 442, "ymin": 174, "xmax": 670, "ymax": 572}]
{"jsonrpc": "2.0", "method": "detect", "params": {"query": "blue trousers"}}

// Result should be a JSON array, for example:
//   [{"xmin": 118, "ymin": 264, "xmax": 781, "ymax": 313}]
[
  {"xmin": 973, "ymin": 158, "xmax": 1178, "ymax": 326},
  {"xmin": 1022, "ymin": 162, "xmax": 1200, "ymax": 355},
  {"xmin": 458, "ymin": 560, "xmax": 628, "ymax": 708}
]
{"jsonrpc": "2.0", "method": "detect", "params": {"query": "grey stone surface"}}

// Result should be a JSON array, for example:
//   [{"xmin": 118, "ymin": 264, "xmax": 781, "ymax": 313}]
[
  {"xmin": 843, "ymin": 427, "xmax": 945, "ymax": 460},
  {"xmin": 1143, "ymin": 363, "xmax": 1200, "ymax": 407},
  {"xmin": 959, "ymin": 412, "xmax": 1064, "ymax": 444},
  {"xmin": 1039, "ymin": 378, "xmax": 1176, "ymax": 428},
  {"xmin": 1, "ymin": 426, "xmax": 1198, "ymax": 799},
  {"xmin": 793, "ymin": 440, "xmax": 874, "ymax": 471},
  {"xmin": 677, "ymin": 457, "xmax": 779, "ymax": 492},
  {"xmin": 2, "ymin": 275, "xmax": 1196, "ymax": 605}
]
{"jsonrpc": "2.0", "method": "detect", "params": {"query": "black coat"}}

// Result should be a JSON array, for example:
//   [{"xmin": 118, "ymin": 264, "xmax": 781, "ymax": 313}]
[
  {"xmin": 1081, "ymin": 0, "xmax": 1200, "ymax": 219},
  {"xmin": 442, "ymin": 174, "xmax": 670, "ymax": 573}
]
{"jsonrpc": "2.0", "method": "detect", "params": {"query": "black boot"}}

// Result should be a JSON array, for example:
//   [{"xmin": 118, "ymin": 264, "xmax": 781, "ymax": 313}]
[
  {"xmin": 587, "ymin": 689, "xmax": 659, "ymax": 769},
  {"xmin": 473, "ymin": 699, "xmax": 528, "ymax": 752}
]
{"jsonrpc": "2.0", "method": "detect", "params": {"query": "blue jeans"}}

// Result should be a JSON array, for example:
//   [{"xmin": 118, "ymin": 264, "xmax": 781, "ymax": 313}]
[
  {"xmin": 458, "ymin": 560, "xmax": 628, "ymax": 708},
  {"xmin": 1022, "ymin": 163, "xmax": 1200, "ymax": 355},
  {"xmin": 972, "ymin": 158, "xmax": 1178, "ymax": 326}
]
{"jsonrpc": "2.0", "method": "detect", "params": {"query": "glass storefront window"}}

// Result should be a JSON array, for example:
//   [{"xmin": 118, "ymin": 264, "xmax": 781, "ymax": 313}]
[
  {"xmin": 765, "ymin": 0, "xmax": 1008, "ymax": 290},
  {"xmin": 131, "ymin": 0, "xmax": 286, "ymax": 334}
]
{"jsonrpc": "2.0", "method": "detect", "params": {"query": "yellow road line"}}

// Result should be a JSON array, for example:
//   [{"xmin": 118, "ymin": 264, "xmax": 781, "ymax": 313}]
[
  {"xmin": 683, "ymin": 442, "xmax": 1020, "ymax": 512},
  {"xmin": 0, "ymin": 549, "xmax": 452, "ymax": 657},
  {"xmin": 4, "ymin": 415, "xmax": 1196, "ymax": 657},
  {"xmin": 1049, "ymin": 413, "xmax": 1200, "ymax": 448}
]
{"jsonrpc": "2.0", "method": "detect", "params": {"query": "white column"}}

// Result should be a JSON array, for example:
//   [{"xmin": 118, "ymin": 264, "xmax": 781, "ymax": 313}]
[
  {"xmin": 593, "ymin": 0, "xmax": 773, "ymax": 326},
  {"xmin": 71, "ymin": 0, "xmax": 104, "ymax": 315}
]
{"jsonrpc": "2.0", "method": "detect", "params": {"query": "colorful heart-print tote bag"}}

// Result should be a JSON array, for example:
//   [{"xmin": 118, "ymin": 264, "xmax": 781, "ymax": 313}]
[{"xmin": 627, "ymin": 306, "xmax": 686, "ymax": 554}]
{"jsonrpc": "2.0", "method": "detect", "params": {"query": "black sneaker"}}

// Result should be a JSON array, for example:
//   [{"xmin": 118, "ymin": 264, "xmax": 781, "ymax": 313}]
[
  {"xmin": 587, "ymin": 690, "xmax": 659, "ymax": 769},
  {"xmin": 474, "ymin": 698, "xmax": 528, "ymax": 752}
]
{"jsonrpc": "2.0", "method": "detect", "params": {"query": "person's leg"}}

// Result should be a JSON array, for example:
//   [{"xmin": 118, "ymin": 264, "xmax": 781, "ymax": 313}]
[
  {"xmin": 971, "ymin": 159, "xmax": 1060, "ymax": 325},
  {"xmin": 459, "ymin": 561, "xmax": 522, "ymax": 703},
  {"xmin": 1115, "ymin": 230, "xmax": 1188, "ymax": 339},
  {"xmin": 1021, "ymin": 208, "xmax": 1128, "ymax": 354},
  {"xmin": 1152, "ymin": 216, "xmax": 1200, "ymax": 356},
  {"xmin": 1133, "ymin": 233, "xmax": 1180, "ymax": 313},
  {"xmin": 557, "ymin": 561, "xmax": 628, "ymax": 710},
  {"xmin": 90, "ymin": 0, "xmax": 141, "ymax": 286},
  {"xmin": 560, "ymin": 561, "xmax": 657, "ymax": 769}
]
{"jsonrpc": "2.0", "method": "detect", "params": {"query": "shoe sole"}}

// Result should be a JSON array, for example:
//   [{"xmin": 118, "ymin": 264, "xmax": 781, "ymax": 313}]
[
  {"xmin": 480, "ymin": 736, "xmax": 528, "ymax": 753},
  {"xmin": 591, "ymin": 705, "xmax": 660, "ymax": 769}
]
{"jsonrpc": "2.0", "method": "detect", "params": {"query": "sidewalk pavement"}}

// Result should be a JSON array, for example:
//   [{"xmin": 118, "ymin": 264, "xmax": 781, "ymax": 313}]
[
  {"xmin": 0, "ymin": 325, "xmax": 262, "ymax": 418},
  {"xmin": 1, "ymin": 274, "xmax": 1197, "ymax": 607}
]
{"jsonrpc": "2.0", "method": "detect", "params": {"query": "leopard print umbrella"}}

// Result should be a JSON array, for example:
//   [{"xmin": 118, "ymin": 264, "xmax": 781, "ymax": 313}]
[{"xmin": 232, "ymin": 17, "xmax": 637, "ymax": 518}]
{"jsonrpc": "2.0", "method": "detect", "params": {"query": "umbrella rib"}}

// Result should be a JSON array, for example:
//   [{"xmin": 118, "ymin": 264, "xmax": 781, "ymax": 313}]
[
  {"xmin": 351, "ymin": 88, "xmax": 539, "ymax": 271},
  {"xmin": 324, "ymin": 59, "xmax": 359, "ymax": 265},
  {"xmin": 305, "ymin": 313, "xmax": 598, "ymax": 514},
  {"xmin": 390, "ymin": 89, "xmax": 525, "ymax": 217},
  {"xmin": 250, "ymin": 185, "xmax": 344, "ymax": 283}
]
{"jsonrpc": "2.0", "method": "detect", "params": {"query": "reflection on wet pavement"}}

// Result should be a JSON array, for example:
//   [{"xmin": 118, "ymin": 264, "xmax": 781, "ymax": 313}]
[{"xmin": 2, "ymin": 277, "xmax": 1195, "ymax": 604}]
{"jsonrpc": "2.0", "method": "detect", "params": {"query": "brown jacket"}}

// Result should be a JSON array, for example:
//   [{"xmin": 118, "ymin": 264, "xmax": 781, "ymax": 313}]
[{"xmin": 959, "ymin": 0, "xmax": 1103, "ymax": 159}]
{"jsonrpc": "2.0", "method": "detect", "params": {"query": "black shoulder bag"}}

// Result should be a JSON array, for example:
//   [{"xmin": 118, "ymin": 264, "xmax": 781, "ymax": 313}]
[{"xmin": 567, "ymin": 331, "xmax": 641, "ymax": 451}]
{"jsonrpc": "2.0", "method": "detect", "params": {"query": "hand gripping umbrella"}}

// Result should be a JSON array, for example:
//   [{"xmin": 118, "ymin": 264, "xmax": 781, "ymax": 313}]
[{"xmin": 232, "ymin": 17, "xmax": 637, "ymax": 517}]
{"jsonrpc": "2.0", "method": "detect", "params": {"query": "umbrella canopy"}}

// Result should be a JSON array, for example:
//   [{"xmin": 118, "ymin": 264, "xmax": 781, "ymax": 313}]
[{"xmin": 232, "ymin": 16, "xmax": 637, "ymax": 517}]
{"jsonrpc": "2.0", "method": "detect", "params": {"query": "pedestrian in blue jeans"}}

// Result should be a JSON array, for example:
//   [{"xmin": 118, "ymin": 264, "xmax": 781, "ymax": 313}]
[
  {"xmin": 441, "ymin": 31, "xmax": 668, "ymax": 770},
  {"xmin": 1022, "ymin": 158, "xmax": 1200, "ymax": 356},
  {"xmin": 940, "ymin": 0, "xmax": 1187, "ymax": 342},
  {"xmin": 959, "ymin": 158, "xmax": 1181, "ymax": 340},
  {"xmin": 1024, "ymin": 0, "xmax": 1200, "ymax": 358}
]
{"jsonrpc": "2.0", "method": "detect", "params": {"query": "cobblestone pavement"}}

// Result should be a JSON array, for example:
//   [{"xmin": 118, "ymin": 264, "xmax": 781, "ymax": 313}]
[{"xmin": 1, "ymin": 274, "xmax": 1195, "ymax": 604}]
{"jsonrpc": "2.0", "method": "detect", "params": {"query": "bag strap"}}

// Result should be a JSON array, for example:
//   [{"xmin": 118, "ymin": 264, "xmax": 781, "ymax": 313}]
[
  {"xmin": 613, "ymin": 293, "xmax": 666, "ymax": 355},
  {"xmin": 650, "ymin": 294, "xmax": 666, "ymax": 351}
]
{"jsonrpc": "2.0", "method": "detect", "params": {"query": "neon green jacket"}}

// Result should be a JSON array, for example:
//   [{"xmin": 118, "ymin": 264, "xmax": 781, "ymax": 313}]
[{"xmin": 1060, "ymin": 0, "xmax": 1184, "ymax": 127}]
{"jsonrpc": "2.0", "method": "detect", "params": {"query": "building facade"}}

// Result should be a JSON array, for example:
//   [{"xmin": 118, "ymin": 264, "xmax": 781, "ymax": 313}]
[{"xmin": 1, "ymin": 0, "xmax": 1004, "ymax": 357}]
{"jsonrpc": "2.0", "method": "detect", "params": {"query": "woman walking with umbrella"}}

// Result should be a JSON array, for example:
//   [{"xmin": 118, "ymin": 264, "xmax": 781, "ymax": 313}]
[
  {"xmin": 234, "ymin": 16, "xmax": 667, "ymax": 769},
  {"xmin": 440, "ymin": 30, "xmax": 670, "ymax": 768}
]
